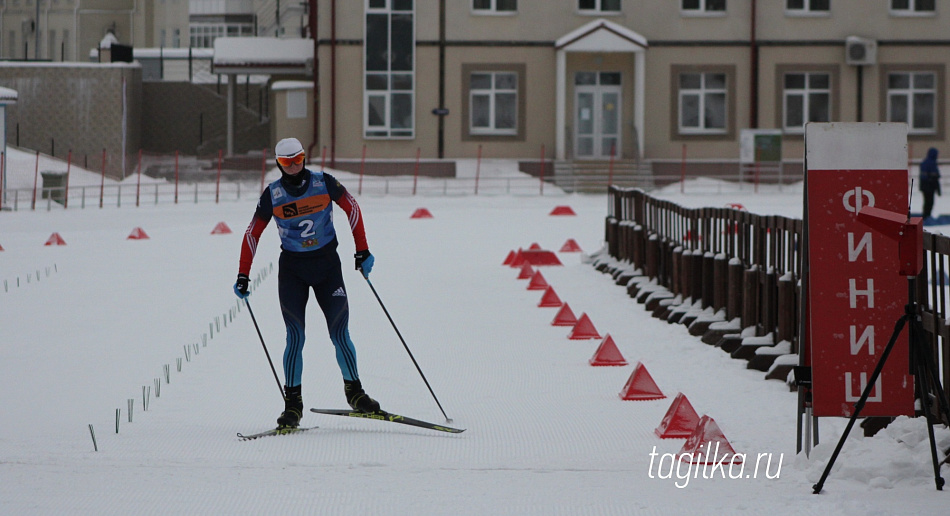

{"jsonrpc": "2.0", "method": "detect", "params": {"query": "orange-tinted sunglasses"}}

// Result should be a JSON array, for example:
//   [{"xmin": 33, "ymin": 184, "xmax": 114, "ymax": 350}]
[{"xmin": 276, "ymin": 153, "xmax": 305, "ymax": 167}]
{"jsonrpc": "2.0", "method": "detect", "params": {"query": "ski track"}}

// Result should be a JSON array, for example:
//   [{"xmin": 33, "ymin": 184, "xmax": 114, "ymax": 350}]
[{"xmin": 1, "ymin": 190, "xmax": 948, "ymax": 515}]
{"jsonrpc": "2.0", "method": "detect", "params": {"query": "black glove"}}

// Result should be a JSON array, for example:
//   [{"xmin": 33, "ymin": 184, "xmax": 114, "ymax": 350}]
[
  {"xmin": 354, "ymin": 250, "xmax": 374, "ymax": 277},
  {"xmin": 234, "ymin": 273, "xmax": 250, "ymax": 299}
]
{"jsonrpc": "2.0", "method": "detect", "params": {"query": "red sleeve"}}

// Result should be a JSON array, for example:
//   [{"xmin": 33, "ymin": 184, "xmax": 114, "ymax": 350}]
[
  {"xmin": 238, "ymin": 215, "xmax": 269, "ymax": 275},
  {"xmin": 334, "ymin": 190, "xmax": 369, "ymax": 252}
]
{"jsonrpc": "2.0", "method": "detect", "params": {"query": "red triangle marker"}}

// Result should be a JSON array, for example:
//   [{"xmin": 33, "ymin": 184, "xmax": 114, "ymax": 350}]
[
  {"xmin": 537, "ymin": 286, "xmax": 563, "ymax": 308},
  {"xmin": 619, "ymin": 362, "xmax": 665, "ymax": 400},
  {"xmin": 516, "ymin": 263, "xmax": 535, "ymax": 280},
  {"xmin": 677, "ymin": 415, "xmax": 742, "ymax": 465},
  {"xmin": 211, "ymin": 222, "xmax": 232, "ymax": 234},
  {"xmin": 568, "ymin": 313, "xmax": 601, "ymax": 340},
  {"xmin": 551, "ymin": 303, "xmax": 578, "ymax": 326},
  {"xmin": 509, "ymin": 249, "xmax": 525, "ymax": 267},
  {"xmin": 559, "ymin": 238, "xmax": 583, "ymax": 252},
  {"xmin": 549, "ymin": 205, "xmax": 576, "ymax": 216},
  {"xmin": 526, "ymin": 270, "xmax": 549, "ymax": 291},
  {"xmin": 589, "ymin": 334, "xmax": 627, "ymax": 366},
  {"xmin": 654, "ymin": 392, "xmax": 701, "ymax": 438},
  {"xmin": 502, "ymin": 250, "xmax": 516, "ymax": 266},
  {"xmin": 410, "ymin": 208, "xmax": 434, "ymax": 219},
  {"xmin": 44, "ymin": 232, "xmax": 66, "ymax": 246},
  {"xmin": 127, "ymin": 227, "xmax": 150, "ymax": 240}
]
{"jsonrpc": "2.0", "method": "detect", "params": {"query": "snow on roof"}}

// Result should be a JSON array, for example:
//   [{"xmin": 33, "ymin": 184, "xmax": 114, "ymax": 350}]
[
  {"xmin": 99, "ymin": 32, "xmax": 119, "ymax": 49},
  {"xmin": 272, "ymin": 81, "xmax": 314, "ymax": 91},
  {"xmin": 0, "ymin": 86, "xmax": 17, "ymax": 104},
  {"xmin": 213, "ymin": 37, "xmax": 313, "ymax": 67}
]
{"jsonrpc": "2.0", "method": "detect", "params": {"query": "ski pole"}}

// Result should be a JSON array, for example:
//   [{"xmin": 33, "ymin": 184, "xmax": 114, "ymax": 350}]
[
  {"xmin": 244, "ymin": 298, "xmax": 285, "ymax": 399},
  {"xmin": 363, "ymin": 275, "xmax": 453, "ymax": 423}
]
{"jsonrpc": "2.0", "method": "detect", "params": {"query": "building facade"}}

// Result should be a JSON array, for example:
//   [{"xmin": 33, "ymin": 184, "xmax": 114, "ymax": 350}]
[
  {"xmin": 1, "ymin": 1, "xmax": 947, "ymax": 177},
  {"xmin": 300, "ymin": 0, "xmax": 950, "ymax": 175}
]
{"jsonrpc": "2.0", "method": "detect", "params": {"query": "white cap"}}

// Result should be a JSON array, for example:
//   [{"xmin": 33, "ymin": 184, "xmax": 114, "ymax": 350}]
[{"xmin": 275, "ymin": 138, "xmax": 304, "ymax": 158}]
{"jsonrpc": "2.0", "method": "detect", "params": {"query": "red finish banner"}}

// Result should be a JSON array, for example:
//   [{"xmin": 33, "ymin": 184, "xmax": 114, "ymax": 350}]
[{"xmin": 807, "ymin": 169, "xmax": 915, "ymax": 417}]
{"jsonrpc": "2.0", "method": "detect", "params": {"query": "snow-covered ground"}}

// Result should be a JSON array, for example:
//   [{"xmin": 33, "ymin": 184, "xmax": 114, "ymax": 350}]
[{"xmin": 1, "ymin": 148, "xmax": 947, "ymax": 515}]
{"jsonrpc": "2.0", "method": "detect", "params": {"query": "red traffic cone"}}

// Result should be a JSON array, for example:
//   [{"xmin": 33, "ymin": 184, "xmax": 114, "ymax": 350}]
[
  {"xmin": 526, "ymin": 270, "xmax": 549, "ymax": 291},
  {"xmin": 44, "ymin": 232, "xmax": 66, "ymax": 246},
  {"xmin": 127, "ymin": 227, "xmax": 150, "ymax": 240},
  {"xmin": 559, "ymin": 238, "xmax": 583, "ymax": 252},
  {"xmin": 538, "ymin": 286, "xmax": 563, "ymax": 308},
  {"xmin": 549, "ymin": 205, "xmax": 576, "ymax": 216},
  {"xmin": 516, "ymin": 263, "xmax": 535, "ymax": 280},
  {"xmin": 589, "ymin": 334, "xmax": 627, "ymax": 366},
  {"xmin": 411, "ymin": 208, "xmax": 434, "ymax": 218},
  {"xmin": 568, "ymin": 313, "xmax": 601, "ymax": 340},
  {"xmin": 551, "ymin": 303, "xmax": 578, "ymax": 326},
  {"xmin": 677, "ymin": 416, "xmax": 742, "ymax": 465},
  {"xmin": 211, "ymin": 222, "xmax": 232, "ymax": 234},
  {"xmin": 654, "ymin": 392, "xmax": 700, "ymax": 439},
  {"xmin": 619, "ymin": 362, "xmax": 665, "ymax": 400}
]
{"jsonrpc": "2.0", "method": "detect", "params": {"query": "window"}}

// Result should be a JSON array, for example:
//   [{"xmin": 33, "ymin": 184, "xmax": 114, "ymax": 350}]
[
  {"xmin": 364, "ymin": 0, "xmax": 415, "ymax": 138},
  {"xmin": 887, "ymin": 71, "xmax": 937, "ymax": 134},
  {"xmin": 678, "ymin": 72, "xmax": 727, "ymax": 134},
  {"xmin": 473, "ymin": 0, "xmax": 516, "ymax": 13},
  {"xmin": 890, "ymin": 0, "xmax": 935, "ymax": 15},
  {"xmin": 786, "ymin": 0, "xmax": 829, "ymax": 13},
  {"xmin": 287, "ymin": 90, "xmax": 308, "ymax": 119},
  {"xmin": 578, "ymin": 0, "xmax": 621, "ymax": 13},
  {"xmin": 783, "ymin": 72, "xmax": 830, "ymax": 132},
  {"xmin": 470, "ymin": 72, "xmax": 517, "ymax": 135},
  {"xmin": 682, "ymin": 0, "xmax": 726, "ymax": 13}
]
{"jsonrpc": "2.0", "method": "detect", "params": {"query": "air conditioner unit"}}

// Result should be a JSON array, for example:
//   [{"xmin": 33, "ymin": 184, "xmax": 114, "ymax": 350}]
[{"xmin": 845, "ymin": 36, "xmax": 877, "ymax": 66}]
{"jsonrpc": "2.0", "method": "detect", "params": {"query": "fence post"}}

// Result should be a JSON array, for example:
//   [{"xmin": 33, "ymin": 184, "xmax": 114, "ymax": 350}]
[
  {"xmin": 215, "ymin": 149, "xmax": 223, "ymax": 203},
  {"xmin": 135, "ymin": 149, "xmax": 142, "ymax": 207},
  {"xmin": 538, "ymin": 144, "xmax": 546, "ymax": 196},
  {"xmin": 608, "ymin": 143, "xmax": 616, "ymax": 187},
  {"xmin": 412, "ymin": 147, "xmax": 420, "ymax": 195},
  {"xmin": 680, "ymin": 143, "xmax": 687, "ymax": 194},
  {"xmin": 358, "ymin": 144, "xmax": 366, "ymax": 196},
  {"xmin": 320, "ymin": 146, "xmax": 327, "ymax": 170},
  {"xmin": 174, "ymin": 150, "xmax": 179, "ymax": 204},
  {"xmin": 474, "ymin": 144, "xmax": 482, "ymax": 195},
  {"xmin": 64, "ymin": 150, "xmax": 72, "ymax": 209},
  {"xmin": 0, "ymin": 151, "xmax": 4, "ymax": 211},
  {"xmin": 31, "ymin": 149, "xmax": 39, "ymax": 210},
  {"xmin": 99, "ymin": 148, "xmax": 106, "ymax": 209},
  {"xmin": 260, "ymin": 148, "xmax": 267, "ymax": 193}
]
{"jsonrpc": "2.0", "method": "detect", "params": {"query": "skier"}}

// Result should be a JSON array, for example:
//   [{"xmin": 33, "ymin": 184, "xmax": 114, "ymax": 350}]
[
  {"xmin": 919, "ymin": 147, "xmax": 941, "ymax": 220},
  {"xmin": 233, "ymin": 137, "xmax": 380, "ymax": 429}
]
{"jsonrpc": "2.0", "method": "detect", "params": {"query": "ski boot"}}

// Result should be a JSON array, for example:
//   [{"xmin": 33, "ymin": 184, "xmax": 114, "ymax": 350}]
[
  {"xmin": 277, "ymin": 384, "xmax": 303, "ymax": 428},
  {"xmin": 344, "ymin": 379, "xmax": 381, "ymax": 413}
]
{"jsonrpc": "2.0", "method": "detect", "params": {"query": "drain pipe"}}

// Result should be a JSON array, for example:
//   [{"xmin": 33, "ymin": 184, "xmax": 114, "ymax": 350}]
[
  {"xmin": 749, "ymin": 0, "xmax": 759, "ymax": 128},
  {"xmin": 330, "ymin": 0, "xmax": 337, "ymax": 168},
  {"xmin": 308, "ymin": 0, "xmax": 319, "ymax": 162}
]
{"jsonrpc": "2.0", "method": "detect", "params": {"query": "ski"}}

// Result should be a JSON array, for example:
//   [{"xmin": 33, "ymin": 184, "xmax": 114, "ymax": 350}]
[
  {"xmin": 237, "ymin": 426, "xmax": 317, "ymax": 441},
  {"xmin": 310, "ymin": 408, "xmax": 465, "ymax": 433}
]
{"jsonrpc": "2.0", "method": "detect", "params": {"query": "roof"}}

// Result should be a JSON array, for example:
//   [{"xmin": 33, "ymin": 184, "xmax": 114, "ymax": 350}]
[
  {"xmin": 212, "ymin": 37, "xmax": 313, "ymax": 75},
  {"xmin": 555, "ymin": 18, "xmax": 648, "ymax": 52}
]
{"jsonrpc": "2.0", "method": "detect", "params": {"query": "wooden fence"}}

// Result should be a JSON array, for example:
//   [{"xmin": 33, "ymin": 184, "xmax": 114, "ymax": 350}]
[{"xmin": 598, "ymin": 186, "xmax": 949, "ymax": 404}]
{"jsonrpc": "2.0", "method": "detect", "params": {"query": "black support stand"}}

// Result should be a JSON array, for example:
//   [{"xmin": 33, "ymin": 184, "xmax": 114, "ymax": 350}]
[{"xmin": 812, "ymin": 276, "xmax": 950, "ymax": 494}]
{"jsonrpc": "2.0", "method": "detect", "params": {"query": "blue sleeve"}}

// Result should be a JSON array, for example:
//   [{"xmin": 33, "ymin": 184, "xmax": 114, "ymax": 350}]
[
  {"xmin": 323, "ymin": 172, "xmax": 346, "ymax": 202},
  {"xmin": 254, "ymin": 188, "xmax": 273, "ymax": 222}
]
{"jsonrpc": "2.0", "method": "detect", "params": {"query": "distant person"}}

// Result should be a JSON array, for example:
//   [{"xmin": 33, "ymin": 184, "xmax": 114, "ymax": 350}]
[
  {"xmin": 233, "ymin": 137, "xmax": 381, "ymax": 429},
  {"xmin": 920, "ymin": 147, "xmax": 941, "ymax": 220}
]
